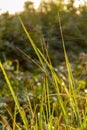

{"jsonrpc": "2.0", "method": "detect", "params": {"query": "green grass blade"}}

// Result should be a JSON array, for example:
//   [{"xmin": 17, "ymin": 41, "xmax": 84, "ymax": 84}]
[
  {"xmin": 58, "ymin": 12, "xmax": 82, "ymax": 126},
  {"xmin": 19, "ymin": 16, "xmax": 70, "ymax": 126},
  {"xmin": 0, "ymin": 61, "xmax": 29, "ymax": 130}
]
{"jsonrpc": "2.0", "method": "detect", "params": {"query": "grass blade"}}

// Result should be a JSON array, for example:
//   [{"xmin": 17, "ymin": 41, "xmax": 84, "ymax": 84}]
[{"xmin": 0, "ymin": 61, "xmax": 29, "ymax": 130}]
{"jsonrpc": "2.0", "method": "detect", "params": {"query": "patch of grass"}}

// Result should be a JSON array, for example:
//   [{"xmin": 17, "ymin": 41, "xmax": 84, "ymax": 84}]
[{"xmin": 0, "ymin": 14, "xmax": 87, "ymax": 130}]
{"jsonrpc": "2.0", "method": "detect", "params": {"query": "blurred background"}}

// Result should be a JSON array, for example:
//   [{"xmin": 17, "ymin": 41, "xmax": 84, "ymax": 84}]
[{"xmin": 0, "ymin": 0, "xmax": 87, "ymax": 70}]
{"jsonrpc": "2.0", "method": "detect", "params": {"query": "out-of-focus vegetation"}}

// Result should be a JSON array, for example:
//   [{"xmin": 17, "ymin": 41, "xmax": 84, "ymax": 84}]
[
  {"xmin": 0, "ymin": 0, "xmax": 87, "ymax": 68},
  {"xmin": 0, "ymin": 0, "xmax": 87, "ymax": 129}
]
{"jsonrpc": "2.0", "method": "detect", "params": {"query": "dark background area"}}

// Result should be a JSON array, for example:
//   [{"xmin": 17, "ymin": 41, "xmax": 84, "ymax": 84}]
[{"xmin": 0, "ymin": 0, "xmax": 87, "ymax": 70}]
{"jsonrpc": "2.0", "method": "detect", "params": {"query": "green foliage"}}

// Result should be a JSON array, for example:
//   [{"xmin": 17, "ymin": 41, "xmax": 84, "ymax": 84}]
[
  {"xmin": 0, "ymin": 0, "xmax": 87, "ymax": 68},
  {"xmin": 0, "ymin": 0, "xmax": 87, "ymax": 129}
]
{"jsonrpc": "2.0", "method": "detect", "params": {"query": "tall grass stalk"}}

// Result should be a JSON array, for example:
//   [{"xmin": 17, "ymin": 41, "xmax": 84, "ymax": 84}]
[
  {"xmin": 0, "ymin": 61, "xmax": 29, "ymax": 130},
  {"xmin": 58, "ymin": 13, "xmax": 82, "ymax": 126},
  {"xmin": 19, "ymin": 16, "xmax": 70, "ymax": 129}
]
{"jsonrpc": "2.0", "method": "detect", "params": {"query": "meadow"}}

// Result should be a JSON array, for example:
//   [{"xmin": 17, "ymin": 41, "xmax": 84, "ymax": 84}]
[{"xmin": 0, "ymin": 1, "xmax": 87, "ymax": 130}]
